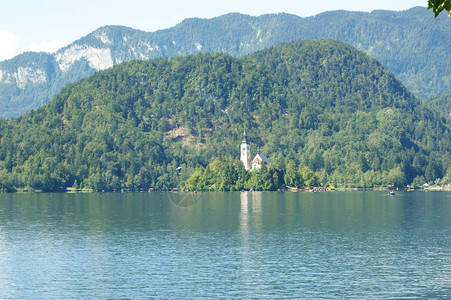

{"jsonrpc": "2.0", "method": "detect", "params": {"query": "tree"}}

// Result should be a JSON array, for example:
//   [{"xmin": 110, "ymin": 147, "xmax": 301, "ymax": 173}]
[
  {"xmin": 284, "ymin": 160, "xmax": 299, "ymax": 187},
  {"xmin": 386, "ymin": 167, "xmax": 407, "ymax": 188},
  {"xmin": 428, "ymin": 0, "xmax": 451, "ymax": 17},
  {"xmin": 299, "ymin": 166, "xmax": 319, "ymax": 188}
]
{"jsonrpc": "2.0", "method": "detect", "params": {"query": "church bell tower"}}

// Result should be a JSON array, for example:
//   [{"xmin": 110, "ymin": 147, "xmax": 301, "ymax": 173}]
[{"xmin": 240, "ymin": 129, "xmax": 250, "ymax": 171}]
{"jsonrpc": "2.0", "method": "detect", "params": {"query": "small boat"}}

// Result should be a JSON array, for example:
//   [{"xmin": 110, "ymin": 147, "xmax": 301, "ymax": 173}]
[{"xmin": 390, "ymin": 191, "xmax": 395, "ymax": 195}]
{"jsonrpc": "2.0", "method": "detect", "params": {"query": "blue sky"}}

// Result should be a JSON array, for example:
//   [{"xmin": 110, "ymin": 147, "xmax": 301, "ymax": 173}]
[{"xmin": 0, "ymin": 0, "xmax": 426, "ymax": 61}]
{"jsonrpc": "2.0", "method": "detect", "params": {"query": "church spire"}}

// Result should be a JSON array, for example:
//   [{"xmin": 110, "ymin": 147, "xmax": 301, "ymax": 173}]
[{"xmin": 240, "ymin": 127, "xmax": 250, "ymax": 171}]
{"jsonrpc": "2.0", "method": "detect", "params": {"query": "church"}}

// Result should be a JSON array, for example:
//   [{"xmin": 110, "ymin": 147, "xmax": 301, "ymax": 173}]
[{"xmin": 240, "ymin": 130, "xmax": 270, "ymax": 171}]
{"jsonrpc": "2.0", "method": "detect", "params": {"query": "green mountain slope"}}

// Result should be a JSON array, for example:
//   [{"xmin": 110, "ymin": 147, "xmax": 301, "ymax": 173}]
[
  {"xmin": 0, "ymin": 40, "xmax": 449, "ymax": 192},
  {"xmin": 426, "ymin": 93, "xmax": 451, "ymax": 117},
  {"xmin": 0, "ymin": 7, "xmax": 450, "ymax": 118}
]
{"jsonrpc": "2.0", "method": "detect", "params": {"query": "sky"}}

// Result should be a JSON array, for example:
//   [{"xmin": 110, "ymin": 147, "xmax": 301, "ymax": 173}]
[{"xmin": 0, "ymin": 0, "xmax": 426, "ymax": 61}]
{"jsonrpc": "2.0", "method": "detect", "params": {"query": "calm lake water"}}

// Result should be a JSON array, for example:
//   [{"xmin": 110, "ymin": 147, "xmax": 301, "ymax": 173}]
[{"xmin": 0, "ymin": 191, "xmax": 450, "ymax": 299}]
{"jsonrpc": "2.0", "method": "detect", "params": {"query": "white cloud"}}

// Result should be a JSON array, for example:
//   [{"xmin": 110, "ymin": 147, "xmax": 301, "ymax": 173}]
[
  {"xmin": 21, "ymin": 40, "xmax": 69, "ymax": 54},
  {"xmin": 0, "ymin": 32, "xmax": 68, "ymax": 62},
  {"xmin": 0, "ymin": 30, "xmax": 19, "ymax": 61}
]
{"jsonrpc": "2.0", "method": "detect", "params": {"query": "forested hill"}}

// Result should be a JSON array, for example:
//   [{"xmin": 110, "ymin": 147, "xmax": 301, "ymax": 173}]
[
  {"xmin": 0, "ymin": 40, "xmax": 449, "ymax": 192},
  {"xmin": 1, "ymin": 7, "xmax": 450, "ymax": 118}
]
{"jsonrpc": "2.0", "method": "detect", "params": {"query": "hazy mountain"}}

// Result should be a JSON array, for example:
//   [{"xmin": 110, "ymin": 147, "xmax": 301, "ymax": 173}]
[
  {"xmin": 0, "ymin": 40, "xmax": 449, "ymax": 191},
  {"xmin": 0, "ymin": 7, "xmax": 449, "ymax": 118}
]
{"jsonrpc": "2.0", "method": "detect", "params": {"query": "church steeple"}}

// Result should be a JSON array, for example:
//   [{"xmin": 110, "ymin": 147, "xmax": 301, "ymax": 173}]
[
  {"xmin": 242, "ymin": 128, "xmax": 247, "ymax": 142},
  {"xmin": 240, "ymin": 128, "xmax": 250, "ymax": 171}
]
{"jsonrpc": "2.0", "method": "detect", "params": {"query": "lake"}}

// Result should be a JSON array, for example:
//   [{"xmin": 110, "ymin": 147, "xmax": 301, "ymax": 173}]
[{"xmin": 0, "ymin": 191, "xmax": 450, "ymax": 298}]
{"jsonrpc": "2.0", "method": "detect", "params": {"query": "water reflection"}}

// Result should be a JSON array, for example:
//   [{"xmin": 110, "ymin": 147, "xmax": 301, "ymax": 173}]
[
  {"xmin": 239, "ymin": 191, "xmax": 266, "ymax": 295},
  {"xmin": 240, "ymin": 191, "xmax": 262, "ymax": 214},
  {"xmin": 239, "ymin": 191, "xmax": 263, "ymax": 230}
]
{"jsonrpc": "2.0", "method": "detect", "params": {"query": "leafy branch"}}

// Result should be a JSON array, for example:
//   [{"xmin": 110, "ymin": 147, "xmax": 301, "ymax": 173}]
[{"xmin": 428, "ymin": 0, "xmax": 451, "ymax": 17}]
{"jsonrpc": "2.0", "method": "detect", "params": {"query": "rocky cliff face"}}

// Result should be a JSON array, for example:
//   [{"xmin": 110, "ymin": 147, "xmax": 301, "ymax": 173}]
[
  {"xmin": 55, "ymin": 45, "xmax": 114, "ymax": 72},
  {"xmin": 0, "ymin": 53, "xmax": 53, "ymax": 87},
  {"xmin": 0, "ymin": 66, "xmax": 47, "ymax": 87}
]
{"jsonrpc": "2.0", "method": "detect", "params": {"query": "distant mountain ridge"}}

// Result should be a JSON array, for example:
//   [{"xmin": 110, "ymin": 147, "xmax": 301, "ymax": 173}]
[{"xmin": 0, "ymin": 7, "xmax": 450, "ymax": 118}]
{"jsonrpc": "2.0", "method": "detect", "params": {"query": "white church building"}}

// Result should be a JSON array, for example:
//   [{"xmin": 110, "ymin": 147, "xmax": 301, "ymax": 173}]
[{"xmin": 240, "ymin": 130, "xmax": 269, "ymax": 171}]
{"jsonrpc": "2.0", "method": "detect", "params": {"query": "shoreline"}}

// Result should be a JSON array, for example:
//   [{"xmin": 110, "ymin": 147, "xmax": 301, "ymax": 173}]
[{"xmin": 3, "ymin": 186, "xmax": 450, "ymax": 193}]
